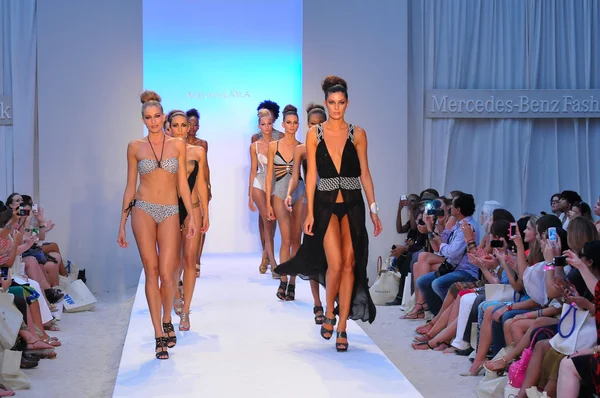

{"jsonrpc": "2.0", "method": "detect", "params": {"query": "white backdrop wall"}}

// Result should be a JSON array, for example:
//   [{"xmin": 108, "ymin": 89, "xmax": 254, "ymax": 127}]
[
  {"xmin": 408, "ymin": 0, "xmax": 600, "ymax": 218},
  {"xmin": 303, "ymin": 0, "xmax": 409, "ymax": 283},
  {"xmin": 37, "ymin": 0, "xmax": 143, "ymax": 296}
]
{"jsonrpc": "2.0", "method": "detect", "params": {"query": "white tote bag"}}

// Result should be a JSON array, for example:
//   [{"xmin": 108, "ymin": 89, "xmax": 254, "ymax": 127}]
[
  {"xmin": 485, "ymin": 284, "xmax": 516, "ymax": 303},
  {"xmin": 0, "ymin": 293, "xmax": 22, "ymax": 350},
  {"xmin": 63, "ymin": 279, "xmax": 97, "ymax": 313},
  {"xmin": 0, "ymin": 348, "xmax": 20, "ymax": 376},
  {"xmin": 369, "ymin": 256, "xmax": 401, "ymax": 305},
  {"xmin": 549, "ymin": 303, "xmax": 597, "ymax": 355}
]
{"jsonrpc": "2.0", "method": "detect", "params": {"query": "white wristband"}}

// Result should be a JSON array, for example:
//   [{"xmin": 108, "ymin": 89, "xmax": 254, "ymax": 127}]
[{"xmin": 370, "ymin": 202, "xmax": 379, "ymax": 215}]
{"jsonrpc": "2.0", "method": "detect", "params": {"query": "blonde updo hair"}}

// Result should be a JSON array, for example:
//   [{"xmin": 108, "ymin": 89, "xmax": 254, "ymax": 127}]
[
  {"xmin": 140, "ymin": 90, "xmax": 163, "ymax": 115},
  {"xmin": 257, "ymin": 108, "xmax": 272, "ymax": 123}
]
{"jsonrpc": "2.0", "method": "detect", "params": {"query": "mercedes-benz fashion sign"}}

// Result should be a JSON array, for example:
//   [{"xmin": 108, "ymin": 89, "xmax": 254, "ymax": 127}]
[
  {"xmin": 425, "ymin": 90, "xmax": 600, "ymax": 119},
  {"xmin": 0, "ymin": 96, "xmax": 12, "ymax": 126}
]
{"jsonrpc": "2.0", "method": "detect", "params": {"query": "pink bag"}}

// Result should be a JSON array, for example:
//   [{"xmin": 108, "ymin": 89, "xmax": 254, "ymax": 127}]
[{"xmin": 508, "ymin": 328, "xmax": 555, "ymax": 388}]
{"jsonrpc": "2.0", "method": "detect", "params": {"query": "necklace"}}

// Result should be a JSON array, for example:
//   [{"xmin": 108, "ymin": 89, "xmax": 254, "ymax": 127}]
[{"xmin": 148, "ymin": 134, "xmax": 166, "ymax": 168}]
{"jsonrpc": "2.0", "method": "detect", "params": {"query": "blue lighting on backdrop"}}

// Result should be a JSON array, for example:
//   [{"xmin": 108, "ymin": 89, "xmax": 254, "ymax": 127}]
[{"xmin": 143, "ymin": 0, "xmax": 302, "ymax": 253}]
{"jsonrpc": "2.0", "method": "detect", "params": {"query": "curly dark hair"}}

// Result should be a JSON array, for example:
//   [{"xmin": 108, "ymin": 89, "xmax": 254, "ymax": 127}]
[{"xmin": 257, "ymin": 100, "xmax": 280, "ymax": 121}]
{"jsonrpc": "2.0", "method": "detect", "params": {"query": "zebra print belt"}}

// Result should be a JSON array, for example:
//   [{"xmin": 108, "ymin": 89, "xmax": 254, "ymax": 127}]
[{"xmin": 317, "ymin": 176, "xmax": 361, "ymax": 191}]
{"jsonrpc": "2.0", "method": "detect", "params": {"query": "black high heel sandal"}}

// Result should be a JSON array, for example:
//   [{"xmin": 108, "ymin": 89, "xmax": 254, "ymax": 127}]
[
  {"xmin": 336, "ymin": 331, "xmax": 349, "ymax": 352},
  {"xmin": 276, "ymin": 281, "xmax": 288, "ymax": 300},
  {"xmin": 313, "ymin": 306, "xmax": 325, "ymax": 324},
  {"xmin": 155, "ymin": 337, "xmax": 169, "ymax": 360},
  {"xmin": 320, "ymin": 316, "xmax": 336, "ymax": 340},
  {"xmin": 285, "ymin": 284, "xmax": 295, "ymax": 301},
  {"xmin": 163, "ymin": 322, "xmax": 177, "ymax": 348}
]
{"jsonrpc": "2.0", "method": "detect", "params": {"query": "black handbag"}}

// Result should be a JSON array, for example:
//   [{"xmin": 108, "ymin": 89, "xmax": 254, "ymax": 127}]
[{"xmin": 435, "ymin": 259, "xmax": 457, "ymax": 277}]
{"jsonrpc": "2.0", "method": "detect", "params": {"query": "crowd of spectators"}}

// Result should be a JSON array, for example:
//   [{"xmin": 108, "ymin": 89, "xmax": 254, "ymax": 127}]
[{"xmin": 387, "ymin": 189, "xmax": 600, "ymax": 397}]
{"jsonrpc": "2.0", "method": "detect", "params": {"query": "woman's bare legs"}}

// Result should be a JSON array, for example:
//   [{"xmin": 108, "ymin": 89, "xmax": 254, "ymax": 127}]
[
  {"xmin": 321, "ymin": 215, "xmax": 343, "ymax": 340},
  {"xmin": 42, "ymin": 260, "xmax": 60, "ymax": 287},
  {"xmin": 156, "ymin": 214, "xmax": 180, "ymax": 344},
  {"xmin": 179, "ymin": 207, "xmax": 202, "ymax": 330},
  {"xmin": 252, "ymin": 187, "xmax": 277, "ymax": 271},
  {"xmin": 556, "ymin": 357, "xmax": 582, "ymax": 398},
  {"xmin": 485, "ymin": 317, "xmax": 558, "ymax": 371},
  {"xmin": 131, "ymin": 207, "xmax": 166, "ymax": 345},
  {"xmin": 468, "ymin": 305, "xmax": 498, "ymax": 373},
  {"xmin": 272, "ymin": 196, "xmax": 295, "ymax": 286},
  {"xmin": 41, "ymin": 242, "xmax": 67, "ymax": 277},
  {"xmin": 24, "ymin": 257, "xmax": 51, "ymax": 291},
  {"xmin": 416, "ymin": 293, "xmax": 460, "ymax": 340},
  {"xmin": 336, "ymin": 215, "xmax": 355, "ymax": 350},
  {"xmin": 404, "ymin": 252, "xmax": 444, "ymax": 317},
  {"xmin": 413, "ymin": 295, "xmax": 460, "ymax": 349},
  {"xmin": 517, "ymin": 340, "xmax": 551, "ymax": 398}
]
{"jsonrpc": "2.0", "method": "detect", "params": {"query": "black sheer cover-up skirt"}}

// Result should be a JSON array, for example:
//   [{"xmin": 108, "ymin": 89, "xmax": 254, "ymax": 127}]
[{"xmin": 275, "ymin": 189, "xmax": 376, "ymax": 323}]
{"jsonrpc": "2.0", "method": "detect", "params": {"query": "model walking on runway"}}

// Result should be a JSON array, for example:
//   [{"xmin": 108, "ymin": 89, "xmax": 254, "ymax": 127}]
[
  {"xmin": 167, "ymin": 110, "xmax": 210, "ymax": 331},
  {"xmin": 275, "ymin": 77, "xmax": 382, "ymax": 352},
  {"xmin": 251, "ymin": 101, "xmax": 283, "ymax": 275},
  {"xmin": 285, "ymin": 103, "xmax": 327, "ymax": 322},
  {"xmin": 186, "ymin": 108, "xmax": 211, "ymax": 277},
  {"xmin": 118, "ymin": 91, "xmax": 197, "ymax": 360},
  {"xmin": 248, "ymin": 109, "xmax": 278, "ymax": 276},
  {"xmin": 265, "ymin": 105, "xmax": 304, "ymax": 300}
]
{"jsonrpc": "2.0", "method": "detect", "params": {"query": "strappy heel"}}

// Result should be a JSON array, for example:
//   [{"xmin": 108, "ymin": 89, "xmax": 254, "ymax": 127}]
[
  {"xmin": 173, "ymin": 298, "xmax": 183, "ymax": 316},
  {"xmin": 162, "ymin": 322, "xmax": 177, "ymax": 348},
  {"xmin": 179, "ymin": 312, "xmax": 190, "ymax": 331},
  {"xmin": 285, "ymin": 284, "xmax": 296, "ymax": 301},
  {"xmin": 276, "ymin": 281, "xmax": 288, "ymax": 300},
  {"xmin": 155, "ymin": 337, "xmax": 169, "ymax": 360},
  {"xmin": 313, "ymin": 306, "xmax": 325, "ymax": 324},
  {"xmin": 320, "ymin": 316, "xmax": 336, "ymax": 340},
  {"xmin": 336, "ymin": 331, "xmax": 349, "ymax": 352}
]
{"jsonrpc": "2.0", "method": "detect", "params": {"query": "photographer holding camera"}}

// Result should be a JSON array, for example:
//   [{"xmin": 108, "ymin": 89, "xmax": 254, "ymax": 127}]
[
  {"xmin": 415, "ymin": 193, "xmax": 480, "ymax": 315},
  {"xmin": 386, "ymin": 193, "xmax": 428, "ymax": 306}
]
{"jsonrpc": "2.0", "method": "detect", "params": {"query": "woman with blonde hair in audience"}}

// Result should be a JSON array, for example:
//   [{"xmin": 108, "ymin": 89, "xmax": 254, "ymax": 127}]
[
  {"xmin": 118, "ymin": 91, "xmax": 197, "ymax": 360},
  {"xmin": 166, "ymin": 110, "xmax": 210, "ymax": 331}
]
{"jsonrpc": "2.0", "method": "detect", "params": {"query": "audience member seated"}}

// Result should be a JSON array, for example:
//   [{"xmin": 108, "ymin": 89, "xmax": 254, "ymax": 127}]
[
  {"xmin": 0, "ymin": 191, "xmax": 74, "ymax": 395},
  {"xmin": 556, "ymin": 190, "xmax": 583, "ymax": 228},
  {"xmin": 396, "ymin": 186, "xmax": 599, "ymax": 398},
  {"xmin": 386, "ymin": 192, "xmax": 428, "ymax": 306},
  {"xmin": 401, "ymin": 195, "xmax": 453, "ymax": 318},
  {"xmin": 568, "ymin": 201, "xmax": 594, "ymax": 223},
  {"xmin": 415, "ymin": 193, "xmax": 480, "ymax": 316}
]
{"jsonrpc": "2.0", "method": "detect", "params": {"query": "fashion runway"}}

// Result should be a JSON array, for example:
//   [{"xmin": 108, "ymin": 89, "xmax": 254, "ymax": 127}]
[{"xmin": 113, "ymin": 254, "xmax": 422, "ymax": 398}]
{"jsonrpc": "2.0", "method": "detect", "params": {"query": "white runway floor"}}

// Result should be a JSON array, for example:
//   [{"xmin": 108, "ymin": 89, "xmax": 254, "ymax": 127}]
[{"xmin": 113, "ymin": 254, "xmax": 422, "ymax": 398}]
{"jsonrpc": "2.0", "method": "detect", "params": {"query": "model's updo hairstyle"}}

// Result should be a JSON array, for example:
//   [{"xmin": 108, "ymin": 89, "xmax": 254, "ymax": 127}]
[
  {"xmin": 140, "ymin": 90, "xmax": 163, "ymax": 115},
  {"xmin": 186, "ymin": 108, "xmax": 200, "ymax": 120},
  {"xmin": 282, "ymin": 104, "xmax": 298, "ymax": 120},
  {"xmin": 167, "ymin": 109, "xmax": 187, "ymax": 124},
  {"xmin": 322, "ymin": 76, "xmax": 348, "ymax": 99},
  {"xmin": 306, "ymin": 103, "xmax": 326, "ymax": 122},
  {"xmin": 257, "ymin": 108, "xmax": 272, "ymax": 122}
]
